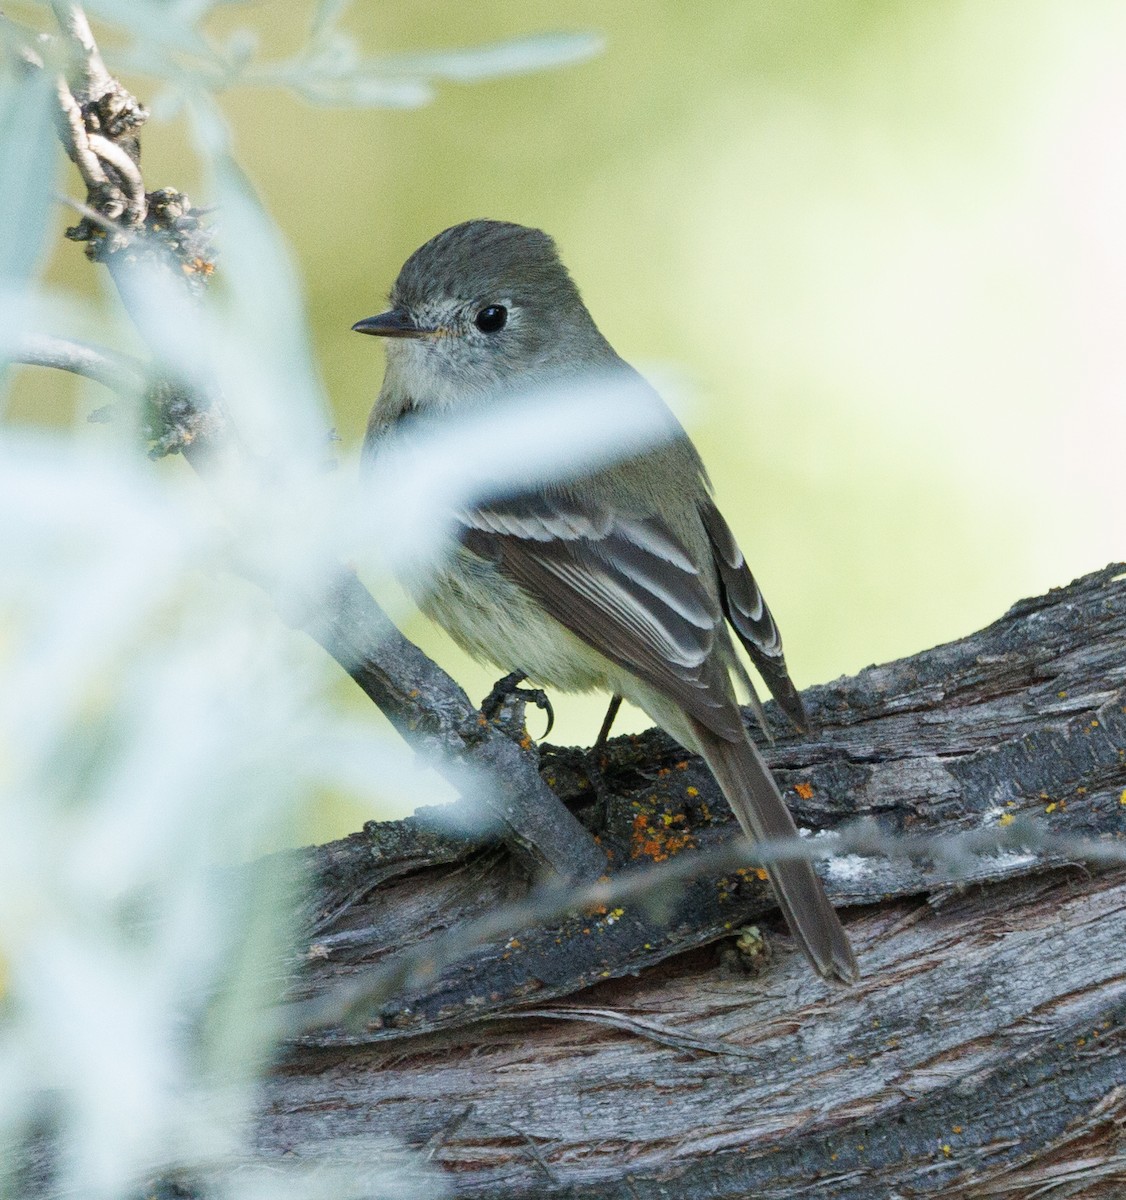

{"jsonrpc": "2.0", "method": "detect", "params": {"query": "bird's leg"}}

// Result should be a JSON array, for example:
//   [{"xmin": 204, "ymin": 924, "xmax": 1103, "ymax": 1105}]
[
  {"xmin": 586, "ymin": 693, "xmax": 623, "ymax": 829},
  {"xmin": 480, "ymin": 671, "xmax": 555, "ymax": 742},
  {"xmin": 594, "ymin": 694, "xmax": 623, "ymax": 754}
]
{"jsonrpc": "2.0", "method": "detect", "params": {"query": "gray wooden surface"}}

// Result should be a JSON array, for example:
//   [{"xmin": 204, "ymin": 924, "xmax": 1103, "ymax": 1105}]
[{"xmin": 261, "ymin": 563, "xmax": 1126, "ymax": 1198}]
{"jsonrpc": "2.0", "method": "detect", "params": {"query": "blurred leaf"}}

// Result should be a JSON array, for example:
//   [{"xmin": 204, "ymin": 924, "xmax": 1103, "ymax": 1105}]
[
  {"xmin": 373, "ymin": 31, "xmax": 605, "ymax": 82},
  {"xmin": 246, "ymin": 29, "xmax": 603, "ymax": 109},
  {"xmin": 206, "ymin": 147, "xmax": 331, "ymax": 458},
  {"xmin": 0, "ymin": 67, "xmax": 60, "ymax": 412},
  {"xmin": 353, "ymin": 371, "xmax": 688, "ymax": 579},
  {"xmin": 0, "ymin": 68, "xmax": 59, "ymax": 288},
  {"xmin": 80, "ymin": 0, "xmax": 213, "ymax": 58},
  {"xmin": 284, "ymin": 71, "xmax": 433, "ymax": 109},
  {"xmin": 310, "ymin": 0, "xmax": 351, "ymax": 39},
  {"xmin": 0, "ymin": 434, "xmax": 344, "ymax": 1198}
]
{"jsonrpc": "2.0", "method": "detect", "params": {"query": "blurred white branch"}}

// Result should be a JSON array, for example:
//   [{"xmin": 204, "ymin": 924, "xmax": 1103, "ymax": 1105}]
[{"xmin": 12, "ymin": 332, "xmax": 146, "ymax": 391}]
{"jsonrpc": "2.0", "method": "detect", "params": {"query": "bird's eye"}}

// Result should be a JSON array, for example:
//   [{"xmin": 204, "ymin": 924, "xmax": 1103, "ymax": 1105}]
[{"xmin": 474, "ymin": 304, "xmax": 508, "ymax": 333}]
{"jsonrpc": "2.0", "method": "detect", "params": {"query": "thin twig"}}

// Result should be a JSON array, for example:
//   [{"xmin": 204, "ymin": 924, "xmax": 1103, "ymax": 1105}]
[
  {"xmin": 86, "ymin": 132, "xmax": 145, "ymax": 221},
  {"xmin": 54, "ymin": 73, "xmax": 110, "ymax": 192},
  {"xmin": 49, "ymin": 2, "xmax": 114, "ymax": 101},
  {"xmin": 10, "ymin": 333, "xmax": 148, "ymax": 393},
  {"xmin": 54, "ymin": 190, "xmax": 133, "ymax": 239}
]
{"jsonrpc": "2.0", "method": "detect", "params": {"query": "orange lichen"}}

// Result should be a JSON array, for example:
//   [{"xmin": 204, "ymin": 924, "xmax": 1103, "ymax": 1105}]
[
  {"xmin": 794, "ymin": 781, "xmax": 814, "ymax": 800},
  {"xmin": 629, "ymin": 810, "xmax": 694, "ymax": 861}
]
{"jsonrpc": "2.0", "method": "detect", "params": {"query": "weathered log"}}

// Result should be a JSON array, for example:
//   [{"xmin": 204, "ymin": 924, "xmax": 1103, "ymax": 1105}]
[{"xmin": 259, "ymin": 563, "xmax": 1126, "ymax": 1198}]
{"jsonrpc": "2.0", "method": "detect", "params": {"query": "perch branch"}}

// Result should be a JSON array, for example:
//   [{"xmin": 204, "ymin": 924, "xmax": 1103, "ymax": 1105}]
[{"xmin": 261, "ymin": 564, "xmax": 1126, "ymax": 1199}]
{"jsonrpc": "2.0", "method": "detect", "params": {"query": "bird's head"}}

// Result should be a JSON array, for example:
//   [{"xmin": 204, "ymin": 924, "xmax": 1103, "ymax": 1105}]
[{"xmin": 353, "ymin": 220, "xmax": 609, "ymax": 410}]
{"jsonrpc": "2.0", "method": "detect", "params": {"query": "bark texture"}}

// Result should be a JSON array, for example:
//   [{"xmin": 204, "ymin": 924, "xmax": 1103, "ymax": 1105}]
[{"xmin": 262, "ymin": 563, "xmax": 1126, "ymax": 1198}]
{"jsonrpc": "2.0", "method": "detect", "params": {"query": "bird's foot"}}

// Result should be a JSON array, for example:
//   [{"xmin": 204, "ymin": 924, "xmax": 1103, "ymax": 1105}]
[{"xmin": 480, "ymin": 671, "xmax": 555, "ymax": 743}]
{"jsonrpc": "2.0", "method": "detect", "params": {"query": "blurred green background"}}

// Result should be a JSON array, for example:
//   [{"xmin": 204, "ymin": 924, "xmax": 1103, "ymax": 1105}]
[{"xmin": 12, "ymin": 0, "xmax": 1125, "ymax": 838}]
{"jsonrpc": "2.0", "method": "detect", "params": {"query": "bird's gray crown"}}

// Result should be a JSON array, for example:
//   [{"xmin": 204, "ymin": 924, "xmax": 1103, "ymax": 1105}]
[{"xmin": 390, "ymin": 220, "xmax": 582, "ymax": 312}]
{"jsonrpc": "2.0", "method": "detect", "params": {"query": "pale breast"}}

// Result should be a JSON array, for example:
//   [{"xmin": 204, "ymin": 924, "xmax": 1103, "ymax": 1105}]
[{"xmin": 414, "ymin": 545, "xmax": 616, "ymax": 695}]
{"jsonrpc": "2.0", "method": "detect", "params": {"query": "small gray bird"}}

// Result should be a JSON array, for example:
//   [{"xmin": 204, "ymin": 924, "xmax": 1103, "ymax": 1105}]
[{"xmin": 354, "ymin": 220, "xmax": 858, "ymax": 984}]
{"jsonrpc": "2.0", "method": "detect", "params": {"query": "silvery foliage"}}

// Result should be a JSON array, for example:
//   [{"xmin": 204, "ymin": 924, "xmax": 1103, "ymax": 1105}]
[{"xmin": 0, "ymin": 3, "xmax": 646, "ymax": 1198}]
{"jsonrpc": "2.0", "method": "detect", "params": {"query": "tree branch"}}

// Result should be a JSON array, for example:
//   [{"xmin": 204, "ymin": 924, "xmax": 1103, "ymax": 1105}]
[{"xmin": 259, "ymin": 564, "xmax": 1126, "ymax": 1199}]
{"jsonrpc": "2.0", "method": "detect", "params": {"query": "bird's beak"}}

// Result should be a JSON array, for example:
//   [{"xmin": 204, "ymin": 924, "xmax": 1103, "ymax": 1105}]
[{"xmin": 351, "ymin": 308, "xmax": 431, "ymax": 339}]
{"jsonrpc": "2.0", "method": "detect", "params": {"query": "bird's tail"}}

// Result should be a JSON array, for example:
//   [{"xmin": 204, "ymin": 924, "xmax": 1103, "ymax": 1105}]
[{"xmin": 690, "ymin": 718, "xmax": 858, "ymax": 984}]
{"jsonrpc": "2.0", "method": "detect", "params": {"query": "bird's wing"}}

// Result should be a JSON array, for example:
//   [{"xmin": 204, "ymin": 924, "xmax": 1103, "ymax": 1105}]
[
  {"xmin": 698, "ymin": 497, "xmax": 809, "ymax": 732},
  {"xmin": 457, "ymin": 492, "xmax": 745, "ymax": 741}
]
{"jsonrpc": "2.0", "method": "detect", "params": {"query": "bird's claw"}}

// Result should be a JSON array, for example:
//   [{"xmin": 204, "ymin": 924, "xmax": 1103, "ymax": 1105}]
[{"xmin": 480, "ymin": 671, "xmax": 555, "ymax": 741}]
